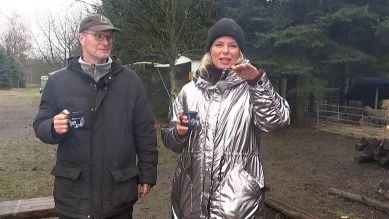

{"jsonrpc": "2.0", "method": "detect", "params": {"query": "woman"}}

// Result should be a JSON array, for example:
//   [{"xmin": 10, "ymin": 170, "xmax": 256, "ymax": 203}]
[{"xmin": 161, "ymin": 18, "xmax": 290, "ymax": 219}]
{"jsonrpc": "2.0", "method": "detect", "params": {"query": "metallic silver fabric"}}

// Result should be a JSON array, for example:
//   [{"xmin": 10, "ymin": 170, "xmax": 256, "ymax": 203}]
[{"xmin": 161, "ymin": 66, "xmax": 290, "ymax": 219}]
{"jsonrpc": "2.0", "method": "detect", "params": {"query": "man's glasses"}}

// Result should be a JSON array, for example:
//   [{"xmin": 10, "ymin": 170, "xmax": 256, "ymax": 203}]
[{"xmin": 83, "ymin": 32, "xmax": 114, "ymax": 42}]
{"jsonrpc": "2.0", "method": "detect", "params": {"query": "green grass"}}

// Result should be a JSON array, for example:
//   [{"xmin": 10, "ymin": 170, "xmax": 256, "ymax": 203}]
[
  {"xmin": 0, "ymin": 87, "xmax": 42, "ymax": 105},
  {"xmin": 0, "ymin": 139, "xmax": 56, "ymax": 201},
  {"xmin": 0, "ymin": 141, "xmax": 178, "ymax": 200}
]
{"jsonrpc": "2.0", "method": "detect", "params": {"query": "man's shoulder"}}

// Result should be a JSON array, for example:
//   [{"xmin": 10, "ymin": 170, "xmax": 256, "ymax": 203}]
[
  {"xmin": 49, "ymin": 67, "xmax": 67, "ymax": 76},
  {"xmin": 47, "ymin": 67, "xmax": 73, "ymax": 81}
]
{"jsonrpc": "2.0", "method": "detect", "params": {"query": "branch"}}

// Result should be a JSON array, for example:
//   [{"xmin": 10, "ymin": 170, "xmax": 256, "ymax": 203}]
[
  {"xmin": 31, "ymin": 33, "xmax": 54, "ymax": 68},
  {"xmin": 73, "ymin": 0, "xmax": 99, "ymax": 7}
]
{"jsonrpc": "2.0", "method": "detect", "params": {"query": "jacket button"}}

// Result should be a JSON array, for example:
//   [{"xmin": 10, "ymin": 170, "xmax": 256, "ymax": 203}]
[
  {"xmin": 109, "ymin": 76, "xmax": 112, "ymax": 80},
  {"xmin": 91, "ymin": 108, "xmax": 95, "ymax": 111}
]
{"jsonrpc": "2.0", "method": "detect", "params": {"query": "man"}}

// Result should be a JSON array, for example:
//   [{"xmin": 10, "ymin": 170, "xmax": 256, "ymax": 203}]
[{"xmin": 33, "ymin": 14, "xmax": 158, "ymax": 219}]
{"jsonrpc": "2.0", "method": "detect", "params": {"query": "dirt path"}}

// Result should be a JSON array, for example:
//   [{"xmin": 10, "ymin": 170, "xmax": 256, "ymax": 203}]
[
  {"xmin": 0, "ymin": 90, "xmax": 38, "ymax": 142},
  {"xmin": 1, "ymin": 89, "xmax": 389, "ymax": 218},
  {"xmin": 261, "ymin": 127, "xmax": 389, "ymax": 219}
]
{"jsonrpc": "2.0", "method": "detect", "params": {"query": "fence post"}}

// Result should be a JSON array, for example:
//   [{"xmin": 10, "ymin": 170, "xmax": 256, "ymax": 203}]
[
  {"xmin": 317, "ymin": 103, "xmax": 320, "ymax": 126},
  {"xmin": 336, "ymin": 106, "xmax": 340, "ymax": 123},
  {"xmin": 361, "ymin": 108, "xmax": 364, "ymax": 134}
]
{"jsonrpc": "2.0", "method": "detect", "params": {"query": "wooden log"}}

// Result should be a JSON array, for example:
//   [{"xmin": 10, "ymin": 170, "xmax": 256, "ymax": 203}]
[
  {"xmin": 0, "ymin": 196, "xmax": 56, "ymax": 219},
  {"xmin": 265, "ymin": 195, "xmax": 323, "ymax": 219},
  {"xmin": 368, "ymin": 137, "xmax": 382, "ymax": 147},
  {"xmin": 363, "ymin": 146, "xmax": 373, "ymax": 157},
  {"xmin": 355, "ymin": 143, "xmax": 366, "ymax": 151},
  {"xmin": 372, "ymin": 146, "xmax": 383, "ymax": 156},
  {"xmin": 378, "ymin": 180, "xmax": 389, "ymax": 195},
  {"xmin": 382, "ymin": 139, "xmax": 389, "ymax": 150},
  {"xmin": 360, "ymin": 137, "xmax": 369, "ymax": 147},
  {"xmin": 354, "ymin": 156, "xmax": 374, "ymax": 164},
  {"xmin": 381, "ymin": 150, "xmax": 389, "ymax": 156},
  {"xmin": 329, "ymin": 188, "xmax": 389, "ymax": 214},
  {"xmin": 379, "ymin": 157, "xmax": 389, "ymax": 167},
  {"xmin": 355, "ymin": 137, "xmax": 369, "ymax": 151},
  {"xmin": 373, "ymin": 155, "xmax": 382, "ymax": 162}
]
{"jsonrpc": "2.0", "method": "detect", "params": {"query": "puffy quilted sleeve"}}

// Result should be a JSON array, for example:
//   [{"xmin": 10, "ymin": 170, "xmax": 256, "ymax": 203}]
[
  {"xmin": 248, "ymin": 72, "xmax": 290, "ymax": 132},
  {"xmin": 161, "ymin": 88, "xmax": 190, "ymax": 154}
]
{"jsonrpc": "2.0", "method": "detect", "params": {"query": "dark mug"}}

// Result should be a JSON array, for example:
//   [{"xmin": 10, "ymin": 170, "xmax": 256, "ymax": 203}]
[
  {"xmin": 180, "ymin": 111, "xmax": 198, "ymax": 130},
  {"xmin": 68, "ymin": 111, "xmax": 85, "ymax": 129}
]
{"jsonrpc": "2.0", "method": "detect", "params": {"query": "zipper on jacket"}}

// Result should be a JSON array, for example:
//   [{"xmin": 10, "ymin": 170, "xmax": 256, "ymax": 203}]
[
  {"xmin": 90, "ymin": 82, "xmax": 97, "ymax": 218},
  {"xmin": 218, "ymin": 154, "xmax": 225, "ymax": 182}
]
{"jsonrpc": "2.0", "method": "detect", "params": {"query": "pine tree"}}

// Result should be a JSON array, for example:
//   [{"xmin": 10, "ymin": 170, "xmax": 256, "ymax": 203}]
[{"xmin": 0, "ymin": 46, "xmax": 12, "ymax": 88}]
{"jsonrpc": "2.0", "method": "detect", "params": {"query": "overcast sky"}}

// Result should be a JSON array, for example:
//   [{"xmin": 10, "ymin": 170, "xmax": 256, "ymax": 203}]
[
  {"xmin": 1, "ymin": 0, "xmax": 101, "ymax": 15},
  {"xmin": 0, "ymin": 0, "xmax": 100, "ymax": 37},
  {"xmin": 0, "ymin": 0, "xmax": 100, "ymax": 53},
  {"xmin": 0, "ymin": 0, "xmax": 100, "ymax": 22}
]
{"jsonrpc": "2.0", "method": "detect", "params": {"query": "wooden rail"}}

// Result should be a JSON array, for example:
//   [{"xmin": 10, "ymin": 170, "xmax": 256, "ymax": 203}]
[
  {"xmin": 0, "ymin": 197, "xmax": 56, "ymax": 219},
  {"xmin": 265, "ymin": 195, "xmax": 323, "ymax": 219},
  {"xmin": 0, "ymin": 195, "xmax": 322, "ymax": 219}
]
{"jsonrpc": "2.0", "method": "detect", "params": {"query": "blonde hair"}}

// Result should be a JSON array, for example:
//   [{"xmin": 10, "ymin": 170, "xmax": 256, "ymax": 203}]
[{"xmin": 198, "ymin": 51, "xmax": 244, "ymax": 77}]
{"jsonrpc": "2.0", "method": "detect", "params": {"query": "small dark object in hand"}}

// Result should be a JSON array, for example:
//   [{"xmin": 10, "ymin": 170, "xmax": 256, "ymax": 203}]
[
  {"xmin": 180, "ymin": 111, "xmax": 197, "ymax": 130},
  {"xmin": 68, "ymin": 111, "xmax": 85, "ymax": 128}
]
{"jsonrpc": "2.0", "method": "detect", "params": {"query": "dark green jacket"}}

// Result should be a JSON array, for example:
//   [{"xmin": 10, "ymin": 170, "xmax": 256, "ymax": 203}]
[{"xmin": 33, "ymin": 56, "xmax": 158, "ymax": 218}]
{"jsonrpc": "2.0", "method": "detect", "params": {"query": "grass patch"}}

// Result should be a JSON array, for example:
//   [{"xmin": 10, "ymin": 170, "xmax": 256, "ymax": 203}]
[
  {"xmin": 1, "ymin": 132, "xmax": 179, "ymax": 202},
  {"xmin": 0, "ymin": 140, "xmax": 56, "ymax": 201},
  {"xmin": 0, "ymin": 87, "xmax": 42, "ymax": 105}
]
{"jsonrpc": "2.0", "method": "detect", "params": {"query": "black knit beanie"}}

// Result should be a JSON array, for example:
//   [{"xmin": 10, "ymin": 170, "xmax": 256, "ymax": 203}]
[{"xmin": 206, "ymin": 18, "xmax": 245, "ymax": 53}]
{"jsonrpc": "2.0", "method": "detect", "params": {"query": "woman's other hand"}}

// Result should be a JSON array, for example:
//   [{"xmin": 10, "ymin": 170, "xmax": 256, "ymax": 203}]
[{"xmin": 231, "ymin": 63, "xmax": 262, "ymax": 81}]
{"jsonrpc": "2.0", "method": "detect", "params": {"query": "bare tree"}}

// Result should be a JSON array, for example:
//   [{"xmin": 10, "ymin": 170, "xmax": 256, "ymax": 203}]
[
  {"xmin": 2, "ymin": 13, "xmax": 32, "ymax": 64},
  {"xmin": 1, "ymin": 12, "xmax": 32, "ymax": 84},
  {"xmin": 33, "ymin": 11, "xmax": 82, "ymax": 70}
]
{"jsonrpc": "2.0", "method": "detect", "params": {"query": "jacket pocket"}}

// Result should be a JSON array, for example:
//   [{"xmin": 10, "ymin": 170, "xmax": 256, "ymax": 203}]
[
  {"xmin": 171, "ymin": 158, "xmax": 193, "ymax": 215},
  {"xmin": 219, "ymin": 164, "xmax": 263, "ymax": 219},
  {"xmin": 109, "ymin": 165, "xmax": 140, "ymax": 208},
  {"xmin": 50, "ymin": 165, "xmax": 83, "ymax": 209}
]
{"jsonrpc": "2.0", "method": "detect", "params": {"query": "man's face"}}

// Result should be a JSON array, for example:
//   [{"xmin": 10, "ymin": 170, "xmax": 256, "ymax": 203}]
[{"xmin": 79, "ymin": 30, "xmax": 113, "ymax": 64}]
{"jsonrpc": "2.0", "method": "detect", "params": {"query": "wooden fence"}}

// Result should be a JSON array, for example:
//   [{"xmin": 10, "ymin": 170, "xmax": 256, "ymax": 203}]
[
  {"xmin": 316, "ymin": 103, "xmax": 389, "ymax": 138},
  {"xmin": 0, "ymin": 195, "xmax": 323, "ymax": 219}
]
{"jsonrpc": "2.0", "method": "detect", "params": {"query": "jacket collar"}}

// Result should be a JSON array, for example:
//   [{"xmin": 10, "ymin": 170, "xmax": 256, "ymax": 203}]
[
  {"xmin": 194, "ymin": 65, "xmax": 245, "ymax": 92},
  {"xmin": 66, "ymin": 56, "xmax": 125, "ymax": 83},
  {"xmin": 79, "ymin": 57, "xmax": 113, "ymax": 82}
]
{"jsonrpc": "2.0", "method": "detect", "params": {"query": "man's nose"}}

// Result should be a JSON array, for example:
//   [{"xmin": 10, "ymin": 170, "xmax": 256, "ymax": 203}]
[{"xmin": 101, "ymin": 37, "xmax": 110, "ymax": 45}]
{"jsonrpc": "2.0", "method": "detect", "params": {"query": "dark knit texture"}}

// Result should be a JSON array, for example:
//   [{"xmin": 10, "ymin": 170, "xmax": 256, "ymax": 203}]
[{"xmin": 206, "ymin": 18, "xmax": 245, "ymax": 53}]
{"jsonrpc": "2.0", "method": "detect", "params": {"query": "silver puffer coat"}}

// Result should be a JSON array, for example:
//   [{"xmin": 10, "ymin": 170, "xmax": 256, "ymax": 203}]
[{"xmin": 161, "ymin": 64, "xmax": 290, "ymax": 219}]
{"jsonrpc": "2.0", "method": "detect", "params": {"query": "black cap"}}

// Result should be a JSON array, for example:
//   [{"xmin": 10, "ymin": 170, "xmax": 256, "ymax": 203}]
[
  {"xmin": 206, "ymin": 18, "xmax": 245, "ymax": 53},
  {"xmin": 79, "ymin": 14, "xmax": 120, "ymax": 33}
]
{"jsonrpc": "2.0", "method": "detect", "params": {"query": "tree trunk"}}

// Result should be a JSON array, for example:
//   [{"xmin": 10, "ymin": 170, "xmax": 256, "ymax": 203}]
[
  {"xmin": 295, "ymin": 75, "xmax": 305, "ymax": 125},
  {"xmin": 168, "ymin": 65, "xmax": 178, "ymax": 98},
  {"xmin": 281, "ymin": 77, "xmax": 287, "ymax": 98},
  {"xmin": 309, "ymin": 92, "xmax": 315, "ymax": 113},
  {"xmin": 339, "ymin": 63, "xmax": 347, "ymax": 106}
]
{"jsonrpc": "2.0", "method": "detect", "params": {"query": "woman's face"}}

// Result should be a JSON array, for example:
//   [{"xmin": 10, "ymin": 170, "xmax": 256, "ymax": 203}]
[{"xmin": 210, "ymin": 36, "xmax": 240, "ymax": 69}]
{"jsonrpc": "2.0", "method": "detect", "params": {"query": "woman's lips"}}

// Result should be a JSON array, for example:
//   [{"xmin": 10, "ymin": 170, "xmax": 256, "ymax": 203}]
[{"xmin": 220, "ymin": 58, "xmax": 231, "ymax": 65}]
